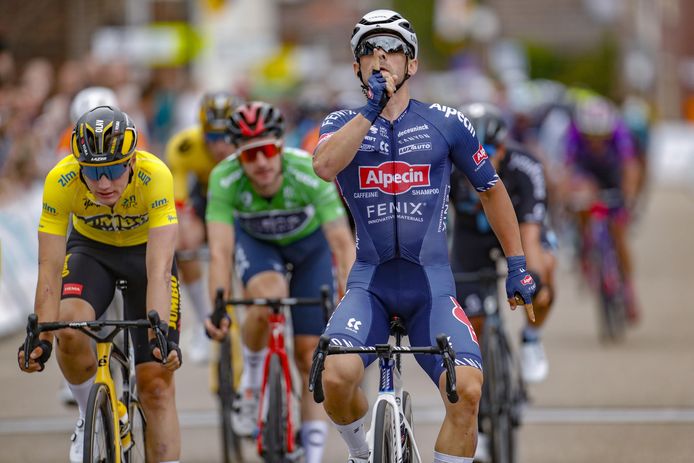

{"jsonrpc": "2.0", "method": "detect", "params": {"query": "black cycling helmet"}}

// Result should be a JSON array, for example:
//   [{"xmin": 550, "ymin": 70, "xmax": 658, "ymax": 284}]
[
  {"xmin": 200, "ymin": 91, "xmax": 236, "ymax": 134},
  {"xmin": 71, "ymin": 105, "xmax": 137, "ymax": 166},
  {"xmin": 227, "ymin": 101, "xmax": 284, "ymax": 145},
  {"xmin": 459, "ymin": 102, "xmax": 508, "ymax": 147}
]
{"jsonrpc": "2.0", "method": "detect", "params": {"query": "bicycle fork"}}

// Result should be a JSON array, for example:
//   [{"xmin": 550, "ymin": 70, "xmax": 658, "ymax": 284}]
[
  {"xmin": 257, "ymin": 311, "xmax": 299, "ymax": 456},
  {"xmin": 369, "ymin": 355, "xmax": 421, "ymax": 463}
]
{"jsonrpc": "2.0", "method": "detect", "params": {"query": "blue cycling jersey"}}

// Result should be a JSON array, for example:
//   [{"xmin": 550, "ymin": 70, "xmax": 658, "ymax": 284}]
[{"xmin": 318, "ymin": 99, "xmax": 500, "ymax": 265}]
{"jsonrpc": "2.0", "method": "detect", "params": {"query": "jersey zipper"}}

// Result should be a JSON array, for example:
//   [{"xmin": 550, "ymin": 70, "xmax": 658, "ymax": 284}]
[{"xmin": 389, "ymin": 120, "xmax": 400, "ymax": 258}]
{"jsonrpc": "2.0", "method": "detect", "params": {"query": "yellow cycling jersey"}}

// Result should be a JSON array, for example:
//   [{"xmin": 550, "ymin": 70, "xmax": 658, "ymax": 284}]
[
  {"xmin": 165, "ymin": 126, "xmax": 218, "ymax": 205},
  {"xmin": 39, "ymin": 151, "xmax": 178, "ymax": 247}
]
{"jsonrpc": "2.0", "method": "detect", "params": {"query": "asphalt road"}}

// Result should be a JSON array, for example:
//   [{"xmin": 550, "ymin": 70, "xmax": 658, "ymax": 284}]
[{"xmin": 2, "ymin": 185, "xmax": 694, "ymax": 462}]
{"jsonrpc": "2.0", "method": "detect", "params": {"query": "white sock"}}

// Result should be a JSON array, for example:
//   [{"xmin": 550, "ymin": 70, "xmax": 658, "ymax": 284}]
[
  {"xmin": 160, "ymin": 461, "xmax": 179, "ymax": 463},
  {"xmin": 433, "ymin": 451, "xmax": 473, "ymax": 463},
  {"xmin": 184, "ymin": 278, "xmax": 212, "ymax": 324},
  {"xmin": 240, "ymin": 346, "xmax": 267, "ymax": 391},
  {"xmin": 301, "ymin": 420, "xmax": 327, "ymax": 463},
  {"xmin": 67, "ymin": 375, "xmax": 95, "ymax": 419},
  {"xmin": 335, "ymin": 415, "xmax": 369, "ymax": 459}
]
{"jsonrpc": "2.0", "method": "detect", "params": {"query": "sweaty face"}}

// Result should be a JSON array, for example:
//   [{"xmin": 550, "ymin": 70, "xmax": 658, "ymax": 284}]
[
  {"xmin": 81, "ymin": 160, "xmax": 132, "ymax": 206},
  {"xmin": 237, "ymin": 137, "xmax": 283, "ymax": 195}
]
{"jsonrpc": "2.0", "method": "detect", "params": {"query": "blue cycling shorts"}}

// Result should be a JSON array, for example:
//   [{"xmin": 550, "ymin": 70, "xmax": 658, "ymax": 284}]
[
  {"xmin": 324, "ymin": 258, "xmax": 482, "ymax": 385},
  {"xmin": 234, "ymin": 226, "xmax": 334, "ymax": 336}
]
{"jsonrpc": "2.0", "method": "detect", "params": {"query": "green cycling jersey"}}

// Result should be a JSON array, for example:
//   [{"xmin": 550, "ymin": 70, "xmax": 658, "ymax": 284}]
[{"xmin": 206, "ymin": 147, "xmax": 346, "ymax": 246}]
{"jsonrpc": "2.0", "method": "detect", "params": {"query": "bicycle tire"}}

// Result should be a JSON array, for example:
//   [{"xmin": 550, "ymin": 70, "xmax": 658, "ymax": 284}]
[
  {"xmin": 83, "ymin": 383, "xmax": 117, "ymax": 463},
  {"xmin": 124, "ymin": 399, "xmax": 147, "ymax": 463},
  {"xmin": 218, "ymin": 335, "xmax": 244, "ymax": 463},
  {"xmin": 373, "ymin": 400, "xmax": 398, "ymax": 463},
  {"xmin": 481, "ymin": 323, "xmax": 516, "ymax": 463},
  {"xmin": 261, "ymin": 354, "xmax": 287, "ymax": 462},
  {"xmin": 401, "ymin": 390, "xmax": 414, "ymax": 463},
  {"xmin": 598, "ymin": 248, "xmax": 627, "ymax": 342}
]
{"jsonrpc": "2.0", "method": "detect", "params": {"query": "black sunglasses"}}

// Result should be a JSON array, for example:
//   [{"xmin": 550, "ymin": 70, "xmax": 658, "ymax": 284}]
[{"xmin": 356, "ymin": 35, "xmax": 412, "ymax": 59}]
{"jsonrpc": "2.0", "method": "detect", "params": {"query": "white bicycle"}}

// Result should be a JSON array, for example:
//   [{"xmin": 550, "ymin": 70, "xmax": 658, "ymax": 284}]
[{"xmin": 309, "ymin": 316, "xmax": 459, "ymax": 463}]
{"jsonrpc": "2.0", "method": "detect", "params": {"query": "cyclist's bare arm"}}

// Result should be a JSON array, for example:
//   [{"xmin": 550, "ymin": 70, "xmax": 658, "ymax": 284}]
[
  {"xmin": 478, "ymin": 182, "xmax": 535, "ymax": 320},
  {"xmin": 321, "ymin": 216, "xmax": 356, "ymax": 297},
  {"xmin": 19, "ymin": 232, "xmax": 66, "ymax": 372},
  {"xmin": 146, "ymin": 223, "xmax": 181, "ymax": 368},
  {"xmin": 312, "ymin": 116, "xmax": 372, "ymax": 182},
  {"xmin": 205, "ymin": 221, "xmax": 235, "ymax": 340},
  {"xmin": 519, "ymin": 223, "xmax": 545, "ymax": 280}
]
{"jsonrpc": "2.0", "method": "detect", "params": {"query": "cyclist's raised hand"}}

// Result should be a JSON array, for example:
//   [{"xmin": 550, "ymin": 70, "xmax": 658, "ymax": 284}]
[
  {"xmin": 17, "ymin": 339, "xmax": 52, "ymax": 373},
  {"xmin": 505, "ymin": 255, "xmax": 537, "ymax": 322},
  {"xmin": 360, "ymin": 69, "xmax": 397, "ymax": 123}
]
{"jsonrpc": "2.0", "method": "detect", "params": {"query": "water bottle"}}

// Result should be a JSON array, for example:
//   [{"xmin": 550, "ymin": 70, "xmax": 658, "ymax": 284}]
[{"xmin": 117, "ymin": 401, "xmax": 132, "ymax": 451}]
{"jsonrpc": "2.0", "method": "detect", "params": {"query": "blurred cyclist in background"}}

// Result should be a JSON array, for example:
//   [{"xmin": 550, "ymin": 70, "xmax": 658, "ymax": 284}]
[
  {"xmin": 451, "ymin": 102, "xmax": 556, "ymax": 384},
  {"xmin": 165, "ymin": 91, "xmax": 237, "ymax": 363},
  {"xmin": 205, "ymin": 101, "xmax": 355, "ymax": 462},
  {"xmin": 561, "ymin": 95, "xmax": 641, "ymax": 322}
]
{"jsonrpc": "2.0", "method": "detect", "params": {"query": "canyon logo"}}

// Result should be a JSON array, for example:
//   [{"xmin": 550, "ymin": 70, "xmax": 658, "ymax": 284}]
[{"xmin": 359, "ymin": 161, "xmax": 431, "ymax": 194}]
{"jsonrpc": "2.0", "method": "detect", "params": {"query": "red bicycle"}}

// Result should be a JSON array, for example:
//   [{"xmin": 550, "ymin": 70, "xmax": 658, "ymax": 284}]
[{"xmin": 211, "ymin": 286, "xmax": 332, "ymax": 462}]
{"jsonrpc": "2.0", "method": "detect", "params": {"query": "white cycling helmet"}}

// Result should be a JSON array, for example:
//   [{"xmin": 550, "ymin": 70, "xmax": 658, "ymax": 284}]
[
  {"xmin": 350, "ymin": 9, "xmax": 418, "ymax": 60},
  {"xmin": 70, "ymin": 86, "xmax": 118, "ymax": 124},
  {"xmin": 574, "ymin": 96, "xmax": 618, "ymax": 137}
]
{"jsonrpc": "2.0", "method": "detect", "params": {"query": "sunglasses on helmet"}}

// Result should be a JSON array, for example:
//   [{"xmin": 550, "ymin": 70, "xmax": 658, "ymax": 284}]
[
  {"xmin": 81, "ymin": 161, "xmax": 130, "ymax": 181},
  {"xmin": 238, "ymin": 141, "xmax": 282, "ymax": 163},
  {"xmin": 355, "ymin": 35, "xmax": 411, "ymax": 59}
]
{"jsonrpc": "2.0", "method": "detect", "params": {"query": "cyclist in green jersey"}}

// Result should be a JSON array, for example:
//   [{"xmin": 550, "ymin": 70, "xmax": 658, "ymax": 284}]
[{"xmin": 204, "ymin": 102, "xmax": 355, "ymax": 462}]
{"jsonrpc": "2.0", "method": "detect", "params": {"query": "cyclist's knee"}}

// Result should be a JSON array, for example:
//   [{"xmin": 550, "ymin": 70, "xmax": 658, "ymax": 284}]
[
  {"xmin": 137, "ymin": 369, "xmax": 175, "ymax": 411},
  {"xmin": 245, "ymin": 271, "xmax": 287, "ymax": 298},
  {"xmin": 441, "ymin": 366, "xmax": 482, "ymax": 413},
  {"xmin": 322, "ymin": 355, "xmax": 363, "ymax": 396}
]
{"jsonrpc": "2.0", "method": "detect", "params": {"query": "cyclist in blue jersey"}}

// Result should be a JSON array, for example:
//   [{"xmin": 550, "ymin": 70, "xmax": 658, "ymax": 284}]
[{"xmin": 312, "ymin": 10, "xmax": 537, "ymax": 463}]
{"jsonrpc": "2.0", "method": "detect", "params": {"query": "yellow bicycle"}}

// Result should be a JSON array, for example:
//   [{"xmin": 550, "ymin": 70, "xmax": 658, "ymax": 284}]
[{"xmin": 22, "ymin": 280, "xmax": 169, "ymax": 463}]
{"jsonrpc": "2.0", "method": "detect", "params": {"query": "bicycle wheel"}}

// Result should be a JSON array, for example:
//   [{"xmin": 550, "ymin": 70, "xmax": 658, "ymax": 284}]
[
  {"xmin": 481, "ymin": 324, "xmax": 516, "ymax": 463},
  {"xmin": 124, "ymin": 399, "xmax": 147, "ymax": 463},
  {"xmin": 373, "ymin": 400, "xmax": 397, "ymax": 463},
  {"xmin": 83, "ymin": 383, "xmax": 117, "ymax": 463},
  {"xmin": 401, "ymin": 391, "xmax": 414, "ymax": 463},
  {"xmin": 218, "ymin": 335, "xmax": 244, "ymax": 463},
  {"xmin": 261, "ymin": 354, "xmax": 287, "ymax": 462}
]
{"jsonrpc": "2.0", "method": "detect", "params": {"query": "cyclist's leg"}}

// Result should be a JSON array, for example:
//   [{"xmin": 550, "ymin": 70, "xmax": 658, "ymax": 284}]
[
  {"xmin": 128, "ymin": 258, "xmax": 182, "ymax": 462},
  {"xmin": 322, "ymin": 264, "xmax": 390, "ymax": 459},
  {"xmin": 609, "ymin": 205, "xmax": 640, "ymax": 321},
  {"xmin": 284, "ymin": 230, "xmax": 335, "ymax": 461},
  {"xmin": 409, "ymin": 266, "xmax": 482, "ymax": 459},
  {"xmin": 176, "ymin": 188, "xmax": 212, "ymax": 362},
  {"xmin": 58, "ymin": 249, "xmax": 115, "ymax": 406}
]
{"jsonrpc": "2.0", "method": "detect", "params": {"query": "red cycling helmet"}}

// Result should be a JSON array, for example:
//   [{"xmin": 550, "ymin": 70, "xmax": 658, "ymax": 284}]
[{"xmin": 227, "ymin": 101, "xmax": 284, "ymax": 145}]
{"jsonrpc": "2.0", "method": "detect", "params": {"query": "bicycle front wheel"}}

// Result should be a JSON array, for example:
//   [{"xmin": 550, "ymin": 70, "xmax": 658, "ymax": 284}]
[
  {"xmin": 124, "ymin": 398, "xmax": 147, "ymax": 463},
  {"xmin": 482, "ymin": 324, "xmax": 516, "ymax": 463},
  {"xmin": 83, "ymin": 383, "xmax": 117, "ymax": 463},
  {"xmin": 218, "ymin": 335, "xmax": 243, "ymax": 463},
  {"xmin": 373, "ymin": 400, "xmax": 397, "ymax": 463},
  {"xmin": 261, "ymin": 354, "xmax": 287, "ymax": 462}
]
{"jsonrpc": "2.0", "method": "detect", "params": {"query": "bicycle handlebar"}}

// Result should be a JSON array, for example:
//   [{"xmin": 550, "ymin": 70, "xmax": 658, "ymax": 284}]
[
  {"xmin": 216, "ymin": 284, "xmax": 333, "ymax": 319},
  {"xmin": 22, "ymin": 312, "xmax": 167, "ymax": 366},
  {"xmin": 308, "ymin": 333, "xmax": 459, "ymax": 404}
]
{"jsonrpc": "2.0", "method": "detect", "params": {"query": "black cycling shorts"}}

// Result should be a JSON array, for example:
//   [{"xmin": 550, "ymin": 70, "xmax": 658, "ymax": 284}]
[{"xmin": 61, "ymin": 230, "xmax": 181, "ymax": 364}]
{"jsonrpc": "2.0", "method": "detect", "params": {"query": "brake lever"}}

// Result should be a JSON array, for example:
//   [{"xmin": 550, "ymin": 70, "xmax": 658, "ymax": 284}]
[
  {"xmin": 23, "ymin": 314, "xmax": 40, "ymax": 369},
  {"xmin": 309, "ymin": 335, "xmax": 331, "ymax": 403},
  {"xmin": 148, "ymin": 311, "xmax": 169, "ymax": 365},
  {"xmin": 436, "ymin": 334, "xmax": 459, "ymax": 403}
]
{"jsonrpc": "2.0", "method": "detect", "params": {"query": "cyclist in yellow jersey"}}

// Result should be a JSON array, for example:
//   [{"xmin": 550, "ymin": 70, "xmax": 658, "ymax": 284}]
[
  {"xmin": 165, "ymin": 91, "xmax": 237, "ymax": 363},
  {"xmin": 18, "ymin": 106, "xmax": 183, "ymax": 463}
]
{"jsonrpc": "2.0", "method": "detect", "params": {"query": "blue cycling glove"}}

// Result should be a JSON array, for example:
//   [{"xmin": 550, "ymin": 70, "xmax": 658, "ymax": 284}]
[
  {"xmin": 359, "ymin": 70, "xmax": 390, "ymax": 123},
  {"xmin": 506, "ymin": 255, "xmax": 537, "ymax": 305}
]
